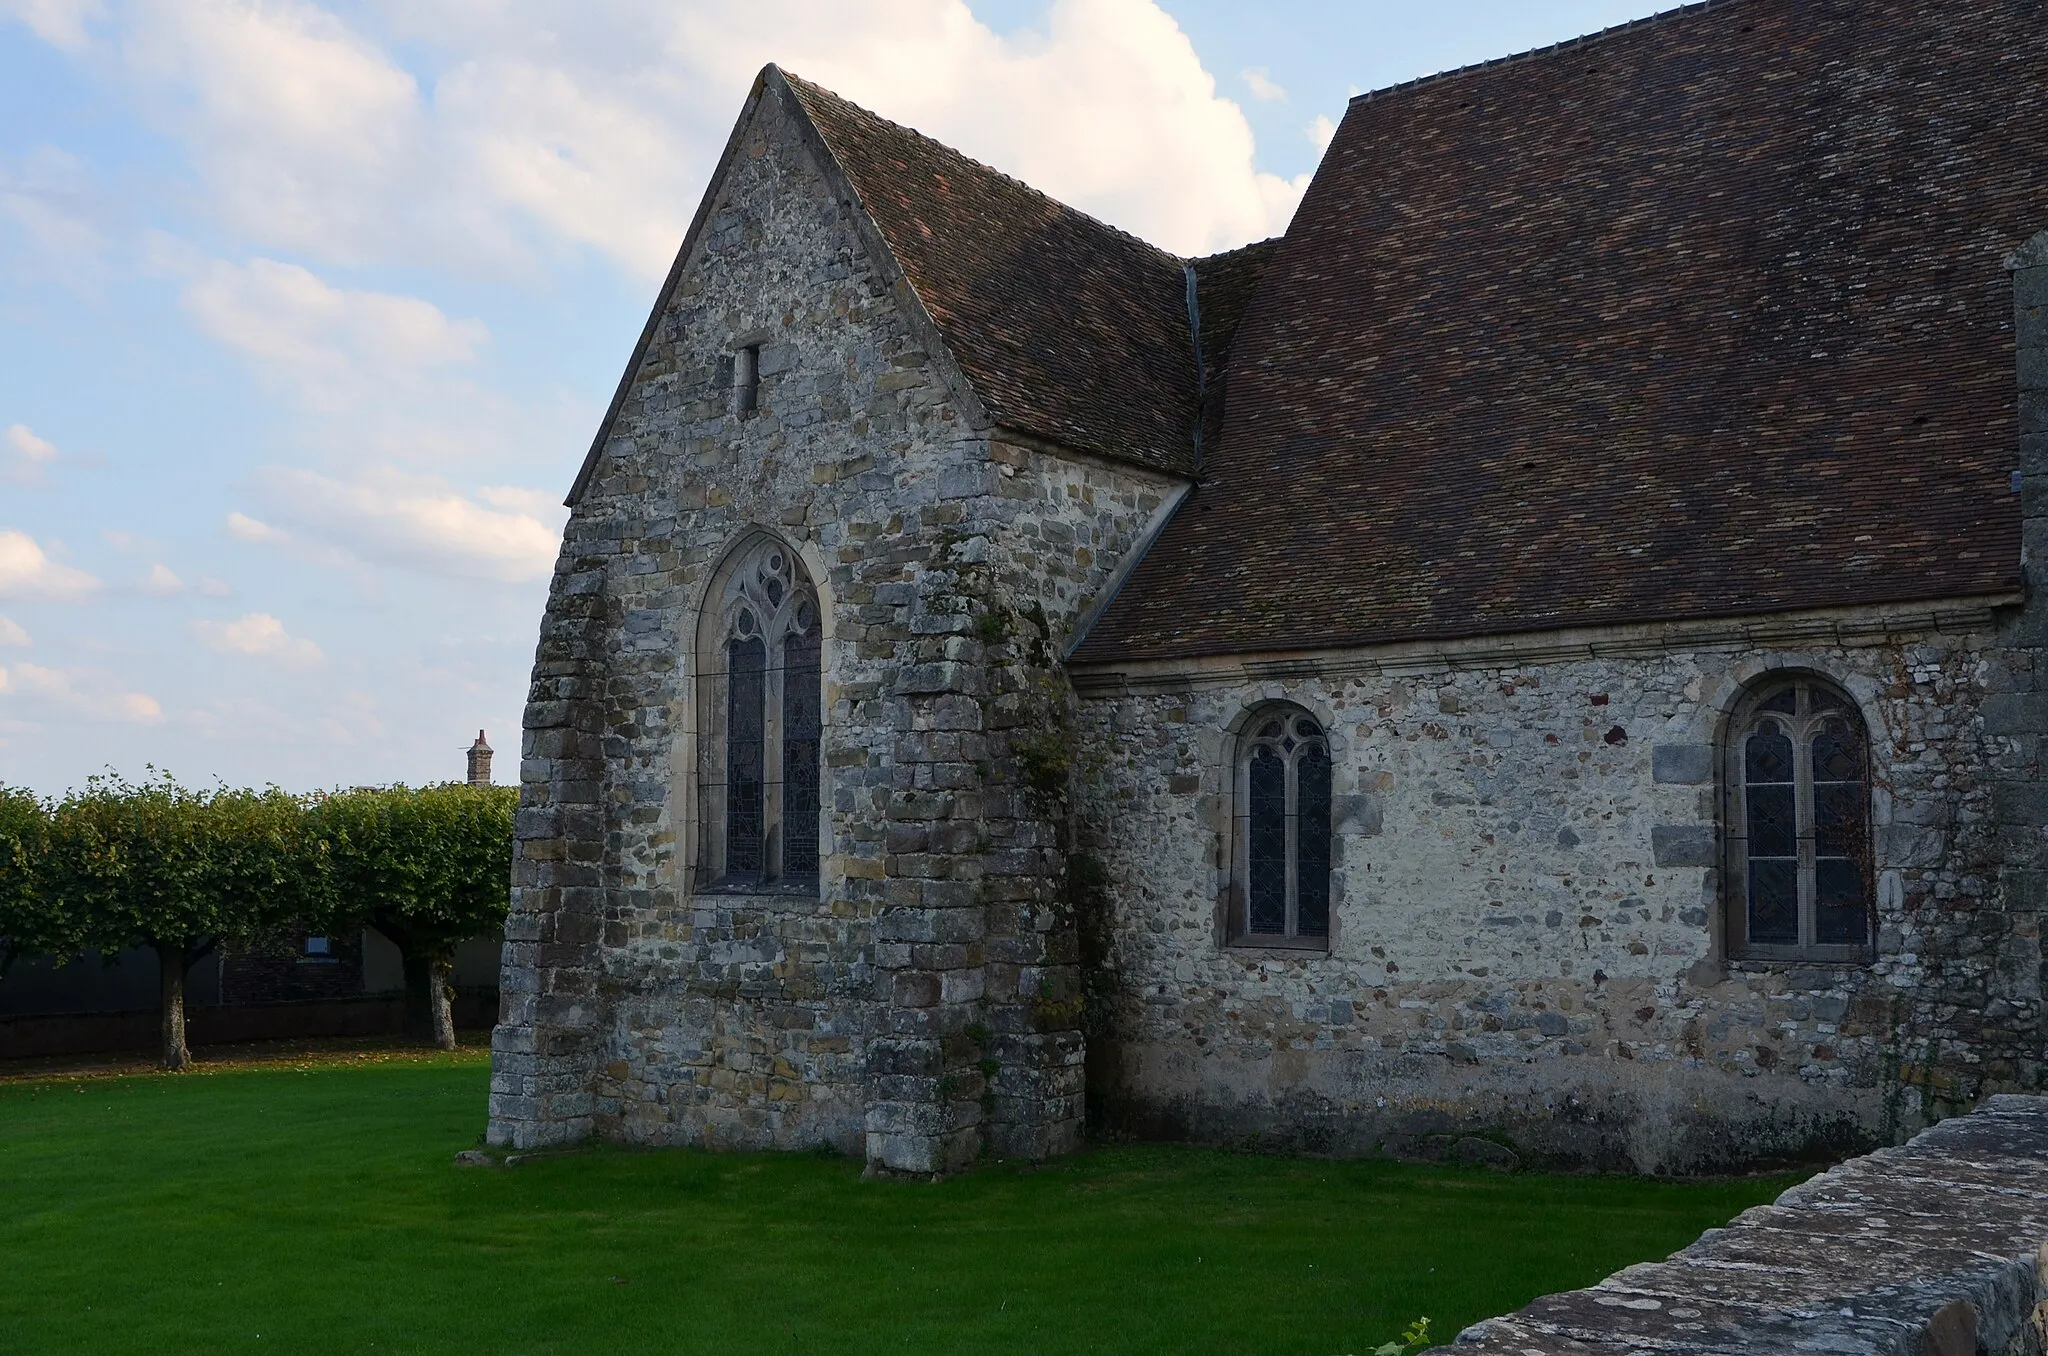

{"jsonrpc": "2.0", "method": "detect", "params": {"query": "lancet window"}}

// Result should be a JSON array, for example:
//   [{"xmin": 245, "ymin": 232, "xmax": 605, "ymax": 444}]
[
  {"xmin": 700, "ymin": 536, "xmax": 823, "ymax": 889},
  {"xmin": 1723, "ymin": 674, "xmax": 1873, "ymax": 961},
  {"xmin": 1231, "ymin": 706, "xmax": 1333, "ymax": 948}
]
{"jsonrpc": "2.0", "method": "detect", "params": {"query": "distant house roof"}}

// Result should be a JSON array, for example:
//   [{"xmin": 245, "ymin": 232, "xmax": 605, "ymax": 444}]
[
  {"xmin": 783, "ymin": 73, "xmax": 1206, "ymax": 476},
  {"xmin": 1073, "ymin": 0, "xmax": 2044, "ymax": 663}
]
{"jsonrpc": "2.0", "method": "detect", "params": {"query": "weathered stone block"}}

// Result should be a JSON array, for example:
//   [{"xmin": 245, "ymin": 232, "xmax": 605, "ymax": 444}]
[
  {"xmin": 1651, "ymin": 824, "xmax": 1716, "ymax": 867},
  {"xmin": 1651, "ymin": 743, "xmax": 1714, "ymax": 784}
]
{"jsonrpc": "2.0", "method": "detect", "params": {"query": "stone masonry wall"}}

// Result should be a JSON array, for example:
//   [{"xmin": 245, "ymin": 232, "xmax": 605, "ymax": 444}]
[
  {"xmin": 1454, "ymin": 1094, "xmax": 2048, "ymax": 1355},
  {"xmin": 1073, "ymin": 610, "xmax": 2038, "ymax": 1173},
  {"xmin": 489, "ymin": 75, "xmax": 1182, "ymax": 1172}
]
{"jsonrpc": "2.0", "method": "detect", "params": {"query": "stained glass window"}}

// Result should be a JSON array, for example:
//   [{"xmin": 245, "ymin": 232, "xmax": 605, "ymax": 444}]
[
  {"xmin": 726, "ymin": 633, "xmax": 766, "ymax": 879},
  {"xmin": 1247, "ymin": 747, "xmax": 1287, "ymax": 934},
  {"xmin": 1726, "ymin": 677, "xmax": 1872, "ymax": 959},
  {"xmin": 781, "ymin": 601, "xmax": 822, "ymax": 881},
  {"xmin": 702, "ymin": 536, "xmax": 826, "ymax": 891},
  {"xmin": 1236, "ymin": 709, "xmax": 1333, "ymax": 946}
]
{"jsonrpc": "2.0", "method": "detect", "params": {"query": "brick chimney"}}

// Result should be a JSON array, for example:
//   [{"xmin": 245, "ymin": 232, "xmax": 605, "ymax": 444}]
[{"xmin": 466, "ymin": 729, "xmax": 493, "ymax": 786}]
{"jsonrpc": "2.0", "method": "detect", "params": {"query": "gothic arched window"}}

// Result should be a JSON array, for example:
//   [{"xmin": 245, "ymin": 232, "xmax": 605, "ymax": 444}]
[
  {"xmin": 700, "ymin": 537, "xmax": 823, "ymax": 889},
  {"xmin": 1723, "ymin": 674, "xmax": 1873, "ymax": 961},
  {"xmin": 1231, "ymin": 707, "xmax": 1332, "ymax": 948}
]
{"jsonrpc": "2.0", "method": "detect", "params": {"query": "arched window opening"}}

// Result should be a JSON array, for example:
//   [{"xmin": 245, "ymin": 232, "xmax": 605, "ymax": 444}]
[
  {"xmin": 1724, "ymin": 675, "xmax": 1872, "ymax": 961},
  {"xmin": 700, "ymin": 537, "xmax": 824, "ymax": 890},
  {"xmin": 1232, "ymin": 708, "xmax": 1332, "ymax": 947}
]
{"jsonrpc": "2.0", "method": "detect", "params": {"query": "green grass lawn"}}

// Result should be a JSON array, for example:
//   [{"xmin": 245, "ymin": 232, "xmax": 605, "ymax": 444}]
[{"xmin": 0, "ymin": 1049, "xmax": 1797, "ymax": 1355}]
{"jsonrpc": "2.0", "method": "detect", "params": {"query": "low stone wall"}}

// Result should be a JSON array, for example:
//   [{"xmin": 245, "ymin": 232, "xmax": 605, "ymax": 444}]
[{"xmin": 1453, "ymin": 1095, "xmax": 2048, "ymax": 1354}]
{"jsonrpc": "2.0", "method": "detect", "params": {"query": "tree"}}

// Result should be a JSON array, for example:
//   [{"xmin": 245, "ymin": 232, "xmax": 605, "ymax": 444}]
[
  {"xmin": 312, "ymin": 783, "xmax": 514, "ymax": 1050},
  {"xmin": 0, "ymin": 786, "xmax": 61, "ymax": 975},
  {"xmin": 44, "ymin": 774, "xmax": 310, "ymax": 1070}
]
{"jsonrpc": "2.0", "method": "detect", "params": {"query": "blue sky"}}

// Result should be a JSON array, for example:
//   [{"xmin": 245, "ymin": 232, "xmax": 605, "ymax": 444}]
[{"xmin": 0, "ymin": 0, "xmax": 1673, "ymax": 795}]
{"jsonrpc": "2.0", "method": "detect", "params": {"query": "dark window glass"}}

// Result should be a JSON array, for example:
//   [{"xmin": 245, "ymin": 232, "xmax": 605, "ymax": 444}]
[
  {"xmin": 1749, "ymin": 859, "xmax": 1799, "ymax": 944},
  {"xmin": 1815, "ymin": 860, "xmax": 1868, "ymax": 944},
  {"xmin": 1745, "ymin": 723, "xmax": 1794, "ymax": 782},
  {"xmin": 726, "ymin": 635, "xmax": 766, "ymax": 879},
  {"xmin": 781, "ymin": 624, "xmax": 822, "ymax": 880},
  {"xmin": 1812, "ymin": 720, "xmax": 1863, "ymax": 782},
  {"xmin": 1247, "ymin": 746, "xmax": 1287, "ymax": 935},
  {"xmin": 1296, "ymin": 740, "xmax": 1332, "ymax": 937},
  {"xmin": 1812, "ymin": 783, "xmax": 1863, "ymax": 857},
  {"xmin": 1729, "ymin": 679, "xmax": 1873, "ymax": 958},
  {"xmin": 1747, "ymin": 783, "xmax": 1796, "ymax": 858}
]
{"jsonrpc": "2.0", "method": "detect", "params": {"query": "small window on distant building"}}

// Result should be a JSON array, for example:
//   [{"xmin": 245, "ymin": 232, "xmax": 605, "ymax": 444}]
[
  {"xmin": 1229, "ymin": 706, "xmax": 1333, "ymax": 949},
  {"xmin": 304, "ymin": 936, "xmax": 330, "ymax": 956},
  {"xmin": 734, "ymin": 344, "xmax": 761, "ymax": 415}
]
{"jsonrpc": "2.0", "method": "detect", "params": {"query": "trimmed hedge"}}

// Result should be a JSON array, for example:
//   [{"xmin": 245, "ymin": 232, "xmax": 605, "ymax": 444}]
[{"xmin": 0, "ymin": 776, "xmax": 516, "ymax": 1064}]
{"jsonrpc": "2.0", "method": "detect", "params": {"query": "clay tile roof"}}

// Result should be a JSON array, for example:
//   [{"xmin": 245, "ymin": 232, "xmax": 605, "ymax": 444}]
[
  {"xmin": 1075, "ymin": 0, "xmax": 2045, "ymax": 665},
  {"xmin": 782, "ymin": 72, "xmax": 1202, "ymax": 475},
  {"xmin": 1189, "ymin": 238, "xmax": 1283, "ymax": 458}
]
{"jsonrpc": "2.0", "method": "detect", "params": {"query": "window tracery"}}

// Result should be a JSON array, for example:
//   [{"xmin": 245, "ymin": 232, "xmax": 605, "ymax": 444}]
[
  {"xmin": 1723, "ymin": 675, "xmax": 1873, "ymax": 961},
  {"xmin": 699, "ymin": 536, "xmax": 822, "ymax": 889},
  {"xmin": 1231, "ymin": 707, "xmax": 1332, "ymax": 947}
]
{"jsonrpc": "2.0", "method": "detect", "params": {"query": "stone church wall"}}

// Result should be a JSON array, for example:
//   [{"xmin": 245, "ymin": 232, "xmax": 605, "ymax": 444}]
[
  {"xmin": 1072, "ymin": 606, "xmax": 2039, "ymax": 1173},
  {"xmin": 488, "ymin": 78, "xmax": 1182, "ymax": 1170}
]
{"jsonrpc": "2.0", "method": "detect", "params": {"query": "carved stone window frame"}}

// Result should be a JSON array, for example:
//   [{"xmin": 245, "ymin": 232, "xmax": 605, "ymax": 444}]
[
  {"xmin": 1224, "ymin": 703, "xmax": 1334, "ymax": 951},
  {"xmin": 693, "ymin": 532, "xmax": 825, "ymax": 893},
  {"xmin": 1722, "ymin": 672, "xmax": 1875, "ymax": 964}
]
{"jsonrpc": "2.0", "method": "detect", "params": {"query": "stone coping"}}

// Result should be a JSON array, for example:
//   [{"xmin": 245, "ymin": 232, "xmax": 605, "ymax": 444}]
[{"xmin": 1452, "ymin": 1095, "xmax": 2048, "ymax": 1355}]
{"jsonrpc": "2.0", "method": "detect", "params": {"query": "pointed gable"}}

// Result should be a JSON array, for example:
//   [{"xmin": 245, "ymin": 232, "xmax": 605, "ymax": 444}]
[
  {"xmin": 1077, "ymin": 0, "xmax": 2047, "ymax": 664},
  {"xmin": 780, "ymin": 73, "xmax": 1201, "ymax": 475}
]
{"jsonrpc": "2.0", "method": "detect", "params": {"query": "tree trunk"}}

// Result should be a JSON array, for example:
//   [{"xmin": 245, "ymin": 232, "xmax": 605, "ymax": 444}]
[
  {"xmin": 156, "ymin": 942, "xmax": 191, "ymax": 1071},
  {"xmin": 398, "ymin": 951, "xmax": 458, "ymax": 1049},
  {"xmin": 429, "ymin": 957, "xmax": 457, "ymax": 1051}
]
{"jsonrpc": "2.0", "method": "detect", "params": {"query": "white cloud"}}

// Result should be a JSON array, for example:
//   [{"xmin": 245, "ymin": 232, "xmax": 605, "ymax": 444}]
[
  {"xmin": 140, "ymin": 562, "xmax": 186, "ymax": 596},
  {"xmin": 193, "ymin": 611, "xmax": 325, "ymax": 667},
  {"xmin": 197, "ymin": 575, "xmax": 233, "ymax": 598},
  {"xmin": 120, "ymin": 0, "xmax": 451, "ymax": 269},
  {"xmin": 1241, "ymin": 67, "xmax": 1286, "ymax": 101},
  {"xmin": 0, "ymin": 615, "xmax": 28, "ymax": 646},
  {"xmin": 225, "ymin": 511, "xmax": 286, "ymax": 544},
  {"xmin": 244, "ymin": 466, "xmax": 564, "ymax": 583},
  {"xmin": 182, "ymin": 257, "xmax": 488, "ymax": 411},
  {"xmin": 1308, "ymin": 113, "xmax": 1338, "ymax": 152},
  {"xmin": 0, "ymin": 0, "xmax": 102, "ymax": 51},
  {"xmin": 101, "ymin": 0, "xmax": 1307, "ymax": 276},
  {"xmin": 0, "ymin": 529, "xmax": 102, "ymax": 602},
  {"xmin": 0, "ymin": 661, "xmax": 162, "ymax": 723},
  {"xmin": 102, "ymin": 529, "xmax": 155, "ymax": 553},
  {"xmin": 0, "ymin": 147, "xmax": 115, "ymax": 290},
  {"xmin": 3, "ymin": 423, "xmax": 58, "ymax": 486}
]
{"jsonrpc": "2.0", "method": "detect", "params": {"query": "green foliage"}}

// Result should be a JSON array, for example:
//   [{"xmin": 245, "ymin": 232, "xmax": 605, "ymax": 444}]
[
  {"xmin": 0, "ymin": 785, "xmax": 57, "ymax": 970},
  {"xmin": 1358, "ymin": 1316, "xmax": 1432, "ymax": 1355},
  {"xmin": 0, "ymin": 775, "xmax": 514, "ymax": 972},
  {"xmin": 37, "ymin": 772, "xmax": 311, "ymax": 960},
  {"xmin": 308, "ymin": 783, "xmax": 516, "ymax": 959}
]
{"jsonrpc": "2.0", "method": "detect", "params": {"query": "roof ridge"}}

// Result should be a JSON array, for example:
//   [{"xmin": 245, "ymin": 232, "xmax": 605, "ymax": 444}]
[
  {"xmin": 1193, "ymin": 236, "xmax": 1284, "ymax": 267},
  {"xmin": 1347, "ymin": 0, "xmax": 1731, "ymax": 104},
  {"xmin": 777, "ymin": 67, "xmax": 1191, "ymax": 268}
]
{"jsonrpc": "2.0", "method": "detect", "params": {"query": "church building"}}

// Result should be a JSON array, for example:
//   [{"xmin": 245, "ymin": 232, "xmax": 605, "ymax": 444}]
[{"xmin": 489, "ymin": 0, "xmax": 2048, "ymax": 1175}]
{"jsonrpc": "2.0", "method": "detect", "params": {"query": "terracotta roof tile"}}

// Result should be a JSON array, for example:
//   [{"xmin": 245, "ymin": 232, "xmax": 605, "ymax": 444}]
[
  {"xmin": 784, "ymin": 73, "xmax": 1202, "ymax": 475},
  {"xmin": 1075, "ymin": 0, "xmax": 2043, "ymax": 664}
]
